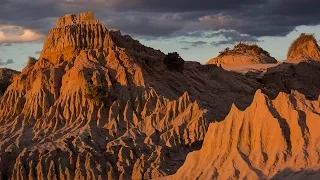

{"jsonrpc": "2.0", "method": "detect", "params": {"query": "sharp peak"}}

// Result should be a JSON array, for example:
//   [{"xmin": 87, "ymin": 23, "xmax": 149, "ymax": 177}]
[{"xmin": 56, "ymin": 11, "xmax": 101, "ymax": 28}]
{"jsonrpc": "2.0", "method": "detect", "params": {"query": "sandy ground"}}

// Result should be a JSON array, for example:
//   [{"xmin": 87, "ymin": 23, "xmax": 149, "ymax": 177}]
[{"xmin": 222, "ymin": 63, "xmax": 282, "ymax": 73}]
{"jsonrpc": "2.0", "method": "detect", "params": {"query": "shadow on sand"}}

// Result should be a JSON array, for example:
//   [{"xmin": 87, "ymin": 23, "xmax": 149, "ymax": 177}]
[{"xmin": 272, "ymin": 168, "xmax": 320, "ymax": 180}]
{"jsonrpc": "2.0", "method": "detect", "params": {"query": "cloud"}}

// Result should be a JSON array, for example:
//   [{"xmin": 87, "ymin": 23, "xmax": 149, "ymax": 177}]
[
  {"xmin": 181, "ymin": 40, "xmax": 208, "ymax": 47},
  {"xmin": 181, "ymin": 47, "xmax": 190, "ymax": 50},
  {"xmin": 0, "ymin": 43, "xmax": 12, "ymax": 46},
  {"xmin": 199, "ymin": 14, "xmax": 235, "ymax": 29},
  {"xmin": 0, "ymin": 25, "xmax": 44, "ymax": 44},
  {"xmin": 104, "ymin": 0, "xmax": 264, "ymax": 12},
  {"xmin": 0, "ymin": 0, "xmax": 320, "ymax": 40},
  {"xmin": 104, "ymin": 12, "xmax": 184, "ymax": 37},
  {"xmin": 6, "ymin": 59, "xmax": 14, "ymax": 64},
  {"xmin": 210, "ymin": 30, "xmax": 260, "ymax": 46},
  {"xmin": 0, "ymin": 58, "xmax": 15, "ymax": 66}
]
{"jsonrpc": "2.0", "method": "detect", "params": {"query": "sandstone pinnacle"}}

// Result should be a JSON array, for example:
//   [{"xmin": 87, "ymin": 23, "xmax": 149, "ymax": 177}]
[
  {"xmin": 40, "ymin": 12, "xmax": 112, "ymax": 64},
  {"xmin": 286, "ymin": 33, "xmax": 320, "ymax": 63}
]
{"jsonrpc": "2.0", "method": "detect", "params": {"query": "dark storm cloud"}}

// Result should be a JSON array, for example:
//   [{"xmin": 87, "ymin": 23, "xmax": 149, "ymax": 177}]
[
  {"xmin": 0, "ymin": 0, "xmax": 320, "ymax": 43},
  {"xmin": 103, "ymin": 12, "xmax": 185, "ymax": 37},
  {"xmin": 107, "ymin": 0, "xmax": 265, "ymax": 12}
]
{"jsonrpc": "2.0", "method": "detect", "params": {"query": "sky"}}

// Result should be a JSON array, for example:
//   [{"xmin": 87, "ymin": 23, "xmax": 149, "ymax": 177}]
[{"xmin": 0, "ymin": 0, "xmax": 320, "ymax": 70}]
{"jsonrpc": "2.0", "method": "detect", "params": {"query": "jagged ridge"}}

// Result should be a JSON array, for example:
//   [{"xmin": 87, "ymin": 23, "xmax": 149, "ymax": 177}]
[{"xmin": 170, "ymin": 89, "xmax": 320, "ymax": 180}]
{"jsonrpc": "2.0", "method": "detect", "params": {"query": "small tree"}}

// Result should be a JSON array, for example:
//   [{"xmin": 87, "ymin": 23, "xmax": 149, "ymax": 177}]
[
  {"xmin": 164, "ymin": 52, "xmax": 184, "ymax": 71},
  {"xmin": 84, "ymin": 83, "xmax": 107, "ymax": 103}
]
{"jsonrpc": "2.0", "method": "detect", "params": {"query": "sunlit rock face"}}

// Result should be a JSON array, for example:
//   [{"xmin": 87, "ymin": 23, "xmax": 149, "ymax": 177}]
[
  {"xmin": 286, "ymin": 33, "xmax": 320, "ymax": 63},
  {"xmin": 40, "ymin": 12, "xmax": 113, "ymax": 65},
  {"xmin": 207, "ymin": 43, "xmax": 278, "ymax": 66},
  {"xmin": 169, "ymin": 90, "xmax": 320, "ymax": 180},
  {"xmin": 0, "ymin": 12, "xmax": 262, "ymax": 179},
  {"xmin": 1, "ymin": 12, "xmax": 320, "ymax": 180}
]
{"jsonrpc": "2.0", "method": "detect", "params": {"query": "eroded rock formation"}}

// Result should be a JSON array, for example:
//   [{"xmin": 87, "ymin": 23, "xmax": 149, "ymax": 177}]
[
  {"xmin": 1, "ymin": 12, "xmax": 320, "ymax": 180},
  {"xmin": 286, "ymin": 33, "xmax": 320, "ymax": 63},
  {"xmin": 169, "ymin": 89, "xmax": 320, "ymax": 180},
  {"xmin": 207, "ymin": 43, "xmax": 278, "ymax": 66},
  {"xmin": 0, "ymin": 12, "xmax": 262, "ymax": 180}
]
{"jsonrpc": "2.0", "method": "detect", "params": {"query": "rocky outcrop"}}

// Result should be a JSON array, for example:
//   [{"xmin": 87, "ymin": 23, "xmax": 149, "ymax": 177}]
[
  {"xmin": 207, "ymin": 43, "xmax": 277, "ymax": 66},
  {"xmin": 40, "ymin": 12, "xmax": 113, "ymax": 65},
  {"xmin": 0, "ymin": 12, "xmax": 264, "ymax": 180},
  {"xmin": 260, "ymin": 62, "xmax": 320, "ymax": 100},
  {"xmin": 0, "ymin": 68, "xmax": 19, "ymax": 96},
  {"xmin": 286, "ymin": 33, "xmax": 320, "ymax": 63},
  {"xmin": 169, "ymin": 89, "xmax": 320, "ymax": 180},
  {"xmin": 40, "ymin": 12, "xmax": 163, "ymax": 66},
  {"xmin": 1, "ymin": 12, "xmax": 320, "ymax": 180}
]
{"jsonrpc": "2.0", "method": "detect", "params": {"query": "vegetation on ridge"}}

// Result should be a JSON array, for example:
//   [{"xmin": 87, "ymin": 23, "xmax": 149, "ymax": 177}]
[
  {"xmin": 164, "ymin": 52, "xmax": 185, "ymax": 71},
  {"xmin": 84, "ymin": 83, "xmax": 108, "ymax": 103},
  {"xmin": 287, "ymin": 33, "xmax": 319, "ymax": 57},
  {"xmin": 218, "ymin": 42, "xmax": 271, "ymax": 57}
]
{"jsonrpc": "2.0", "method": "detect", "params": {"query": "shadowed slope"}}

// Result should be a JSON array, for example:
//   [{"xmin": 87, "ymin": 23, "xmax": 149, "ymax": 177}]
[
  {"xmin": 260, "ymin": 62, "xmax": 320, "ymax": 100},
  {"xmin": 272, "ymin": 168, "xmax": 320, "ymax": 180},
  {"xmin": 0, "ymin": 68, "xmax": 19, "ymax": 96}
]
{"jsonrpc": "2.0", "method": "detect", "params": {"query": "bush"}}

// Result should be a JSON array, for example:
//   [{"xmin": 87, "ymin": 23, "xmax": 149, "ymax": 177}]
[
  {"xmin": 27, "ymin": 56, "xmax": 38, "ymax": 67},
  {"xmin": 84, "ymin": 83, "xmax": 107, "ymax": 103},
  {"xmin": 164, "ymin": 52, "xmax": 184, "ymax": 70}
]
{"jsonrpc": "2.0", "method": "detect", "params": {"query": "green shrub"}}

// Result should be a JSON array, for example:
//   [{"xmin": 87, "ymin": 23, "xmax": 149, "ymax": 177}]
[
  {"xmin": 84, "ymin": 83, "xmax": 107, "ymax": 103},
  {"xmin": 164, "ymin": 52, "xmax": 184, "ymax": 70}
]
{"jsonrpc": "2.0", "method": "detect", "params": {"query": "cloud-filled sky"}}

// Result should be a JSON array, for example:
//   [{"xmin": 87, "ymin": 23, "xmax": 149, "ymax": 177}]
[{"xmin": 0, "ymin": 0, "xmax": 320, "ymax": 70}]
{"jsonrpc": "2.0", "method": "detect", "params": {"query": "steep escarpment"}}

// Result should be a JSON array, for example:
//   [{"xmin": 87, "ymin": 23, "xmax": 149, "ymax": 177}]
[
  {"xmin": 0, "ymin": 68, "xmax": 19, "ymax": 96},
  {"xmin": 0, "ymin": 12, "xmax": 263, "ymax": 180},
  {"xmin": 287, "ymin": 33, "xmax": 320, "ymax": 63},
  {"xmin": 207, "ymin": 43, "xmax": 277, "ymax": 66},
  {"xmin": 169, "ymin": 90, "xmax": 320, "ymax": 180}
]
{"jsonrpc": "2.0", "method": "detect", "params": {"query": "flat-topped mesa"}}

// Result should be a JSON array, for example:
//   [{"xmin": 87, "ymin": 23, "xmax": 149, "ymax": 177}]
[
  {"xmin": 206, "ymin": 43, "xmax": 277, "ymax": 66},
  {"xmin": 40, "ymin": 12, "xmax": 112, "ymax": 64},
  {"xmin": 286, "ymin": 33, "xmax": 320, "ymax": 63}
]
